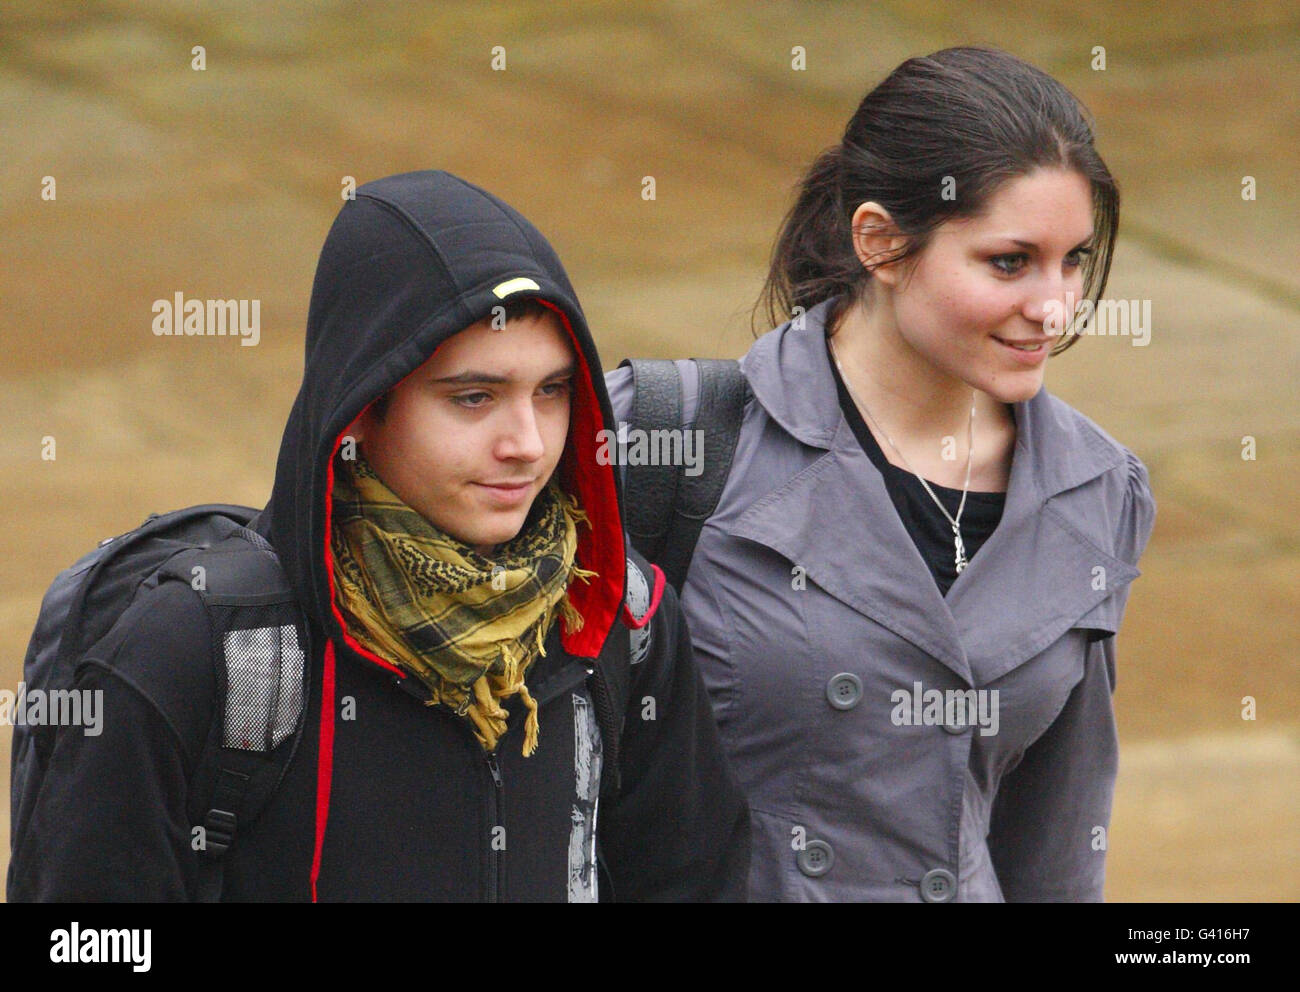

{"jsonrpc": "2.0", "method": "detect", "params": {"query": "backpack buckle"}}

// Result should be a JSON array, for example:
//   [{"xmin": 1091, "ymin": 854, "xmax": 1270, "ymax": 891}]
[{"xmin": 203, "ymin": 808, "xmax": 237, "ymax": 857}]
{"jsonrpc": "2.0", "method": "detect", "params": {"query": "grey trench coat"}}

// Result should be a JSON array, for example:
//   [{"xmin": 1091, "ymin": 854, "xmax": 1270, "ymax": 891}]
[{"xmin": 606, "ymin": 298, "xmax": 1157, "ymax": 902}]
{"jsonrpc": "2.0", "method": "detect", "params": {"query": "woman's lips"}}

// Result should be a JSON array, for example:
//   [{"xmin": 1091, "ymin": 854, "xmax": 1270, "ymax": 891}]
[{"xmin": 993, "ymin": 335, "xmax": 1051, "ymax": 365}]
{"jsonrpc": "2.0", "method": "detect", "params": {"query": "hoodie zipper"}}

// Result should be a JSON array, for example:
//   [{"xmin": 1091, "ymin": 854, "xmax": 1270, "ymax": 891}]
[
  {"xmin": 395, "ymin": 674, "xmax": 510, "ymax": 901},
  {"xmin": 484, "ymin": 751, "xmax": 505, "ymax": 902}
]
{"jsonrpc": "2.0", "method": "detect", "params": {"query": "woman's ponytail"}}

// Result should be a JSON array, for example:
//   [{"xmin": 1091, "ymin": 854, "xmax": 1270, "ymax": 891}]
[{"xmin": 758, "ymin": 144, "xmax": 860, "ymax": 331}]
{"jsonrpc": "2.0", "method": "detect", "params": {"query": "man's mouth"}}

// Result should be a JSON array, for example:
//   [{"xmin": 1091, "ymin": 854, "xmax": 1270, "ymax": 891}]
[{"xmin": 472, "ymin": 480, "xmax": 536, "ymax": 506}]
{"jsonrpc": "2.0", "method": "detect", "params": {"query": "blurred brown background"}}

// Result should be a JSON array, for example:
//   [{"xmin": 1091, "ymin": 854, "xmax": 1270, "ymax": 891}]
[{"xmin": 1, "ymin": 0, "xmax": 1297, "ymax": 900}]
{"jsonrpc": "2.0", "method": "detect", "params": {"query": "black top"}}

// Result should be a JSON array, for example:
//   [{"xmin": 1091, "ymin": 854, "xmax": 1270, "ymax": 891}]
[{"xmin": 827, "ymin": 342, "xmax": 1007, "ymax": 596}]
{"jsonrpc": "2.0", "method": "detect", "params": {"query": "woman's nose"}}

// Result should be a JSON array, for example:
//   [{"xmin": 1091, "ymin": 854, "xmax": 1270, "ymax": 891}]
[{"xmin": 1022, "ymin": 270, "xmax": 1075, "ymax": 332}]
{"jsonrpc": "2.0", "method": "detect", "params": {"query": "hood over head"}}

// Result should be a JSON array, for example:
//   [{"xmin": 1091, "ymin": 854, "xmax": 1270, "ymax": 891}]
[{"xmin": 259, "ymin": 170, "xmax": 626, "ymax": 667}]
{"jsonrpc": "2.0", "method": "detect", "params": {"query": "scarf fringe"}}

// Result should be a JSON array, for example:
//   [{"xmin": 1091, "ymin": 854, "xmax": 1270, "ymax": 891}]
[
  {"xmin": 560, "ymin": 562, "xmax": 598, "ymax": 635},
  {"xmin": 462, "ymin": 644, "xmax": 542, "ymax": 757},
  {"xmin": 564, "ymin": 492, "xmax": 592, "ymax": 531}
]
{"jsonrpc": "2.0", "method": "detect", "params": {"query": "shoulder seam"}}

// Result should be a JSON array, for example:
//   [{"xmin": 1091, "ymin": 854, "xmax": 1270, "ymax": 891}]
[
  {"xmin": 75, "ymin": 659, "xmax": 198, "ymax": 768},
  {"xmin": 78, "ymin": 581, "xmax": 216, "ymax": 769},
  {"xmin": 1044, "ymin": 392, "xmax": 1131, "ymax": 463}
]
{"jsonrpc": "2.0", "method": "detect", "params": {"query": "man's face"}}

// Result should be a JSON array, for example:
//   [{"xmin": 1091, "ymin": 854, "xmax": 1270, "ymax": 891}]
[{"xmin": 349, "ymin": 309, "xmax": 576, "ymax": 556}]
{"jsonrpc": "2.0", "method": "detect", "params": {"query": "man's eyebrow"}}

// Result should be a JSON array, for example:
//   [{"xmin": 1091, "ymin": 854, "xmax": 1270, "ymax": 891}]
[{"xmin": 431, "ymin": 363, "xmax": 577, "ymax": 386}]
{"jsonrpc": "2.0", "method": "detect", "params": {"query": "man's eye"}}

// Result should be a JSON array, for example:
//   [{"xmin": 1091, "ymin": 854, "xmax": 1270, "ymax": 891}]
[
  {"xmin": 540, "ymin": 381, "xmax": 572, "ymax": 398},
  {"xmin": 990, "ymin": 254, "xmax": 1027, "ymax": 275},
  {"xmin": 452, "ymin": 391, "xmax": 491, "ymax": 408}
]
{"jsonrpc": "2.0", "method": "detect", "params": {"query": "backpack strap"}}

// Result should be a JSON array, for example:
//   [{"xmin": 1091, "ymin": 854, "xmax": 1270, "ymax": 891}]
[
  {"xmin": 619, "ymin": 359, "xmax": 682, "ymax": 567},
  {"xmin": 587, "ymin": 614, "xmax": 630, "ymax": 802},
  {"xmin": 159, "ymin": 530, "xmax": 309, "ymax": 902},
  {"xmin": 586, "ymin": 549, "xmax": 664, "ymax": 800},
  {"xmin": 618, "ymin": 358, "xmax": 749, "ymax": 591}
]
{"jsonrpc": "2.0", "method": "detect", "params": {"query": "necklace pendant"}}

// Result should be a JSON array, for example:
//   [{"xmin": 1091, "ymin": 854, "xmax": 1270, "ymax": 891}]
[{"xmin": 953, "ymin": 526, "xmax": 968, "ymax": 575}]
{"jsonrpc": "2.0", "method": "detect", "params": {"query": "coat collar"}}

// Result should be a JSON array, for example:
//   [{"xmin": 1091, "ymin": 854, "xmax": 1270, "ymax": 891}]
[{"xmin": 734, "ymin": 300, "xmax": 1138, "ymax": 687}]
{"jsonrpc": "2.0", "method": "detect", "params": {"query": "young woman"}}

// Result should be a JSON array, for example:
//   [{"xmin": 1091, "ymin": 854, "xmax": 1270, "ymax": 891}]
[{"xmin": 607, "ymin": 46, "xmax": 1156, "ymax": 901}]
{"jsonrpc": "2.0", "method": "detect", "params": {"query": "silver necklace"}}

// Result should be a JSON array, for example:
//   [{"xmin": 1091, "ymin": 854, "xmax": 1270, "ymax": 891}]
[{"xmin": 830, "ymin": 338, "xmax": 977, "ymax": 575}]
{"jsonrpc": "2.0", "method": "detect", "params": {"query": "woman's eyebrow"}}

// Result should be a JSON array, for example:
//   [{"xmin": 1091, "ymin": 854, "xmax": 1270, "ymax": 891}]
[
  {"xmin": 431, "ymin": 362, "xmax": 576, "ymax": 385},
  {"xmin": 995, "ymin": 233, "xmax": 1095, "ymax": 251}
]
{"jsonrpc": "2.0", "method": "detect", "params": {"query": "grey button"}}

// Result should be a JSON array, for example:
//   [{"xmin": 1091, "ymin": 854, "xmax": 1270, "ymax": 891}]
[
  {"xmin": 920, "ymin": 868, "xmax": 957, "ymax": 903},
  {"xmin": 796, "ymin": 840, "xmax": 834, "ymax": 877},
  {"xmin": 942, "ymin": 714, "xmax": 970, "ymax": 734},
  {"xmin": 826, "ymin": 673, "xmax": 862, "ymax": 710}
]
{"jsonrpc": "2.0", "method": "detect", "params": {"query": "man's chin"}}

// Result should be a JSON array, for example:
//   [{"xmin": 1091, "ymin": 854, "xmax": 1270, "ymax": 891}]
[{"xmin": 458, "ymin": 514, "xmax": 531, "ymax": 555}]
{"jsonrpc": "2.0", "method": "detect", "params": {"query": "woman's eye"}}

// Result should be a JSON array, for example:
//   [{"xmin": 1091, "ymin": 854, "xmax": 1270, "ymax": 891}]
[
  {"xmin": 1065, "ymin": 247, "xmax": 1092, "ymax": 269},
  {"xmin": 451, "ymin": 391, "xmax": 491, "ymax": 408},
  {"xmin": 989, "ymin": 254, "xmax": 1027, "ymax": 275}
]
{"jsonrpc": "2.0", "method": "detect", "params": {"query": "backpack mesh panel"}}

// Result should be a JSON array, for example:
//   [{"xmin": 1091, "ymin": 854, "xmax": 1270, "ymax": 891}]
[{"xmin": 221, "ymin": 608, "xmax": 306, "ymax": 752}]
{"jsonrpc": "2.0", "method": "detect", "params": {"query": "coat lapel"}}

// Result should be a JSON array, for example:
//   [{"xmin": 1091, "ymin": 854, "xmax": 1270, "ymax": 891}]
[
  {"xmin": 732, "ymin": 415, "xmax": 974, "ymax": 683},
  {"xmin": 945, "ymin": 391, "xmax": 1138, "ymax": 685},
  {"xmin": 731, "ymin": 300, "xmax": 1140, "ymax": 689}
]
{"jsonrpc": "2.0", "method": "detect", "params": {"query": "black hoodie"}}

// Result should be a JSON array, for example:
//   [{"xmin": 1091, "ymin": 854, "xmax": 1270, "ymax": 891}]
[{"xmin": 11, "ymin": 171, "xmax": 749, "ymax": 902}]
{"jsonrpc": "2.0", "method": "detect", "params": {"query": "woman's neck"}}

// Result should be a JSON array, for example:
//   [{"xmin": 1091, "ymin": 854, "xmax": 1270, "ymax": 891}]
[{"xmin": 829, "ymin": 297, "xmax": 1015, "ymax": 489}]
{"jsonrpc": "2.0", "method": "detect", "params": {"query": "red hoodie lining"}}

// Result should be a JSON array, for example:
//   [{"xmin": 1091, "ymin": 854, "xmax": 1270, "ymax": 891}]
[
  {"xmin": 537, "ymin": 297, "xmax": 625, "ymax": 656},
  {"xmin": 309, "ymin": 639, "xmax": 336, "ymax": 903},
  {"xmin": 313, "ymin": 430, "xmax": 403, "ymax": 902},
  {"xmin": 310, "ymin": 299, "xmax": 624, "ymax": 900},
  {"xmin": 323, "ymin": 432, "xmax": 406, "ymax": 678},
  {"xmin": 622, "ymin": 562, "xmax": 665, "ymax": 630}
]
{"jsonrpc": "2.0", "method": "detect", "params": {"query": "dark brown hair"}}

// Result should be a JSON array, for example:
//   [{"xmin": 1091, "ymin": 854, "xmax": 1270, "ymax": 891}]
[
  {"xmin": 370, "ymin": 295, "xmax": 551, "ymax": 421},
  {"xmin": 760, "ymin": 46, "xmax": 1118, "ymax": 355}
]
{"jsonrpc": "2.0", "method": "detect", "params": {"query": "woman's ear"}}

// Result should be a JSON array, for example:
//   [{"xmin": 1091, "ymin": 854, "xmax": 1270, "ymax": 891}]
[{"xmin": 850, "ymin": 201, "xmax": 909, "ymax": 287}]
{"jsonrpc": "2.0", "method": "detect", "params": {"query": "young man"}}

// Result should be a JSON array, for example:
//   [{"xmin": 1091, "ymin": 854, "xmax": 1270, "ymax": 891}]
[{"xmin": 10, "ymin": 170, "xmax": 749, "ymax": 901}]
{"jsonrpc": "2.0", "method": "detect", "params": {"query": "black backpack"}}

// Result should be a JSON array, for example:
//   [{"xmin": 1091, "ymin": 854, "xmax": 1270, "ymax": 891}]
[
  {"xmin": 8, "ymin": 505, "xmax": 312, "ymax": 902},
  {"xmin": 9, "ymin": 504, "xmax": 642, "ymax": 902},
  {"xmin": 618, "ymin": 358, "xmax": 750, "ymax": 591}
]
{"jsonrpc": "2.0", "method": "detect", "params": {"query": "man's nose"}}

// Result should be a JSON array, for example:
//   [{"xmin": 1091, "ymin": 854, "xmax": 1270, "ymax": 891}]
[{"xmin": 496, "ymin": 399, "xmax": 546, "ymax": 462}]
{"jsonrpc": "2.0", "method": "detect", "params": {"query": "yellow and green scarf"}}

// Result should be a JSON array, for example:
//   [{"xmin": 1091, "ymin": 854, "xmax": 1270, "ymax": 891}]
[{"xmin": 329, "ymin": 455, "xmax": 596, "ymax": 756}]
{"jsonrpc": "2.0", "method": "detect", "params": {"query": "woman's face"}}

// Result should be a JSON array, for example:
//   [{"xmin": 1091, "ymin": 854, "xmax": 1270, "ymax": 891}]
[{"xmin": 884, "ymin": 167, "xmax": 1096, "ymax": 404}]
